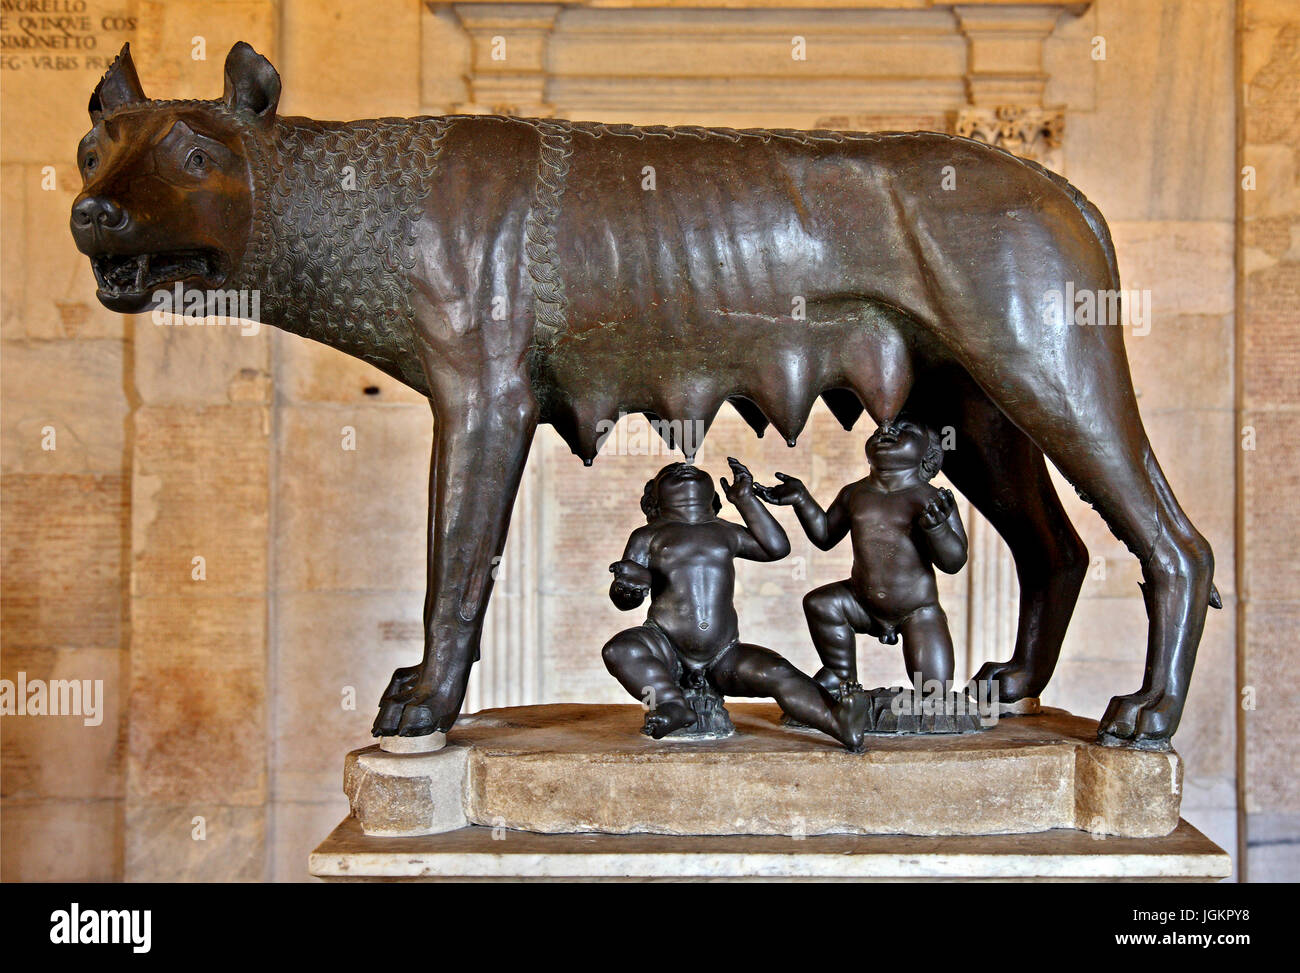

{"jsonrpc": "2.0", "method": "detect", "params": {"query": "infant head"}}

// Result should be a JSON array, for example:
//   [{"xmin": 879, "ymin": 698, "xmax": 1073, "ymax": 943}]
[
  {"xmin": 865, "ymin": 415, "xmax": 944, "ymax": 480},
  {"xmin": 641, "ymin": 462, "xmax": 722, "ymax": 521}
]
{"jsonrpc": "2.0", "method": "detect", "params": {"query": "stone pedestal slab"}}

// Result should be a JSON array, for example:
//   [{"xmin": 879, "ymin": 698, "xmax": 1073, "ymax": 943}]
[{"xmin": 341, "ymin": 704, "xmax": 1185, "ymax": 839}]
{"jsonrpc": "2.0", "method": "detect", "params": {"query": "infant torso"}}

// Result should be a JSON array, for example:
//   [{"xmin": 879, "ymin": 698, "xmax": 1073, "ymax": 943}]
[
  {"xmin": 645, "ymin": 519, "xmax": 742, "ymax": 664},
  {"xmin": 846, "ymin": 480, "xmax": 942, "ymax": 620}
]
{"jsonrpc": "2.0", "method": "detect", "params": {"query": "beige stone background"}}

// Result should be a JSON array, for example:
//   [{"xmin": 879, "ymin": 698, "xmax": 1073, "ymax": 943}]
[{"xmin": 0, "ymin": 0, "xmax": 1292, "ymax": 882}]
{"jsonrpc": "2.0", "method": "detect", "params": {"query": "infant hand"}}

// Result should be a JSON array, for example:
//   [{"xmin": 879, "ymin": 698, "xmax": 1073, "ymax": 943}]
[
  {"xmin": 719, "ymin": 457, "xmax": 755, "ymax": 503},
  {"xmin": 610, "ymin": 560, "xmax": 650, "ymax": 592},
  {"xmin": 753, "ymin": 472, "xmax": 808, "ymax": 506},
  {"xmin": 917, "ymin": 487, "xmax": 956, "ymax": 530}
]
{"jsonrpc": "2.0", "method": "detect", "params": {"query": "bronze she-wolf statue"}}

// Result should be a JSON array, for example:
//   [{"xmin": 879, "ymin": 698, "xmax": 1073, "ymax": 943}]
[{"xmin": 70, "ymin": 42, "xmax": 1218, "ymax": 748}]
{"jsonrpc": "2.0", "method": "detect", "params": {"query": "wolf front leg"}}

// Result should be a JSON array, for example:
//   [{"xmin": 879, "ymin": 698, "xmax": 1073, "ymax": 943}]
[{"xmin": 372, "ymin": 381, "xmax": 538, "ymax": 736}]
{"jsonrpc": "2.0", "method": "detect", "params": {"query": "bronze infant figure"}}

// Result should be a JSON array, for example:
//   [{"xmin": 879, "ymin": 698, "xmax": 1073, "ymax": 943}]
[
  {"xmin": 603, "ymin": 459, "xmax": 871, "ymax": 751},
  {"xmin": 756, "ymin": 415, "xmax": 967, "ymax": 698},
  {"xmin": 70, "ymin": 41, "xmax": 1219, "ymax": 749}
]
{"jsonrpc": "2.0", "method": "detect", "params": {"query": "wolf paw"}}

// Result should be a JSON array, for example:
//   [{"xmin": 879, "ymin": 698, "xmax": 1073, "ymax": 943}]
[
  {"xmin": 1098, "ymin": 690, "xmax": 1179, "ymax": 750},
  {"xmin": 970, "ymin": 659, "xmax": 1042, "ymax": 708},
  {"xmin": 371, "ymin": 666, "xmax": 460, "ymax": 737}
]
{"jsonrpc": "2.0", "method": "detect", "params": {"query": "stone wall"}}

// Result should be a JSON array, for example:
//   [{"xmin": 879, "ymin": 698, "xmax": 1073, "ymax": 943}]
[
  {"xmin": 2, "ymin": 4, "xmax": 138, "ymax": 881},
  {"xmin": 0, "ymin": 0, "xmax": 1282, "ymax": 882},
  {"xmin": 1240, "ymin": 0, "xmax": 1300, "ymax": 883}
]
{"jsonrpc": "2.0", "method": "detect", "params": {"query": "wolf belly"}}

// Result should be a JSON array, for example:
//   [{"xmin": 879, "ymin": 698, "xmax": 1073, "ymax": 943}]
[{"xmin": 537, "ymin": 123, "xmax": 929, "ymax": 461}]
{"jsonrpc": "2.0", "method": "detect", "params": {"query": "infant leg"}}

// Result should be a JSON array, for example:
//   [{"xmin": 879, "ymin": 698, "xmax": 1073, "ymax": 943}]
[
  {"xmin": 601, "ymin": 626, "xmax": 695, "ymax": 737},
  {"xmin": 898, "ymin": 604, "xmax": 956, "ymax": 688},
  {"xmin": 802, "ymin": 580, "xmax": 874, "ymax": 693},
  {"xmin": 712, "ymin": 644, "xmax": 865, "ymax": 750}
]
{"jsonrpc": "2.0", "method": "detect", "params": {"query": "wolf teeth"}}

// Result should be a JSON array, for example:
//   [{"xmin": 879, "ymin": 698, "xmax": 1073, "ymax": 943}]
[{"xmin": 92, "ymin": 249, "xmax": 221, "ymax": 294}]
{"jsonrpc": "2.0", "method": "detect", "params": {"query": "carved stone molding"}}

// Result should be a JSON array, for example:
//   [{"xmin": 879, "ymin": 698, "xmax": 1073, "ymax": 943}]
[
  {"xmin": 451, "ymin": 3, "xmax": 564, "ymax": 115},
  {"xmin": 955, "ymin": 104, "xmax": 1064, "ymax": 166},
  {"xmin": 954, "ymin": 3, "xmax": 1069, "ymax": 106},
  {"xmin": 433, "ymin": 1, "xmax": 1091, "ymax": 126}
]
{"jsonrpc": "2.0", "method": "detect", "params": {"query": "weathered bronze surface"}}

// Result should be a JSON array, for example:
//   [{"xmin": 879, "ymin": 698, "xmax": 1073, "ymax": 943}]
[{"xmin": 71, "ymin": 42, "xmax": 1218, "ymax": 748}]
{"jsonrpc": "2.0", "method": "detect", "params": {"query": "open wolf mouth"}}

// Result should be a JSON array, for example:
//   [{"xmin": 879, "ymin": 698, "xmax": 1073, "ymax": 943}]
[{"xmin": 91, "ymin": 249, "xmax": 227, "ymax": 299}]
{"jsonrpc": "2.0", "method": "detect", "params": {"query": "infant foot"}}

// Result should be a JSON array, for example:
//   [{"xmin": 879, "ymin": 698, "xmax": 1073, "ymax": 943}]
[
  {"xmin": 832, "ymin": 692, "xmax": 873, "ymax": 754},
  {"xmin": 643, "ymin": 699, "xmax": 697, "ymax": 739},
  {"xmin": 832, "ymin": 682, "xmax": 872, "ymax": 752}
]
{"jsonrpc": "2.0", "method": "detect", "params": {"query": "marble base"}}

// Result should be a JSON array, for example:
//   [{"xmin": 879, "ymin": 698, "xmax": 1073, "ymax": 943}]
[
  {"xmin": 379, "ymin": 731, "xmax": 445, "ymax": 754},
  {"xmin": 342, "ymin": 703, "xmax": 1186, "ymax": 839},
  {"xmin": 309, "ymin": 817, "xmax": 1231, "ymax": 881},
  {"xmin": 999, "ymin": 697, "xmax": 1042, "ymax": 716}
]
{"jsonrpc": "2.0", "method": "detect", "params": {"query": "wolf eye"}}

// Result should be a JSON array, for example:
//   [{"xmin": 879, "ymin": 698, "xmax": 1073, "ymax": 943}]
[
  {"xmin": 83, "ymin": 153, "xmax": 97, "ymax": 173},
  {"xmin": 185, "ymin": 148, "xmax": 207, "ymax": 174}
]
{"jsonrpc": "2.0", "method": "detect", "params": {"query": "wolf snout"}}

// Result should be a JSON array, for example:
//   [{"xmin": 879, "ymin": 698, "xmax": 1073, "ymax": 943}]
[{"xmin": 70, "ymin": 195, "xmax": 129, "ymax": 246}]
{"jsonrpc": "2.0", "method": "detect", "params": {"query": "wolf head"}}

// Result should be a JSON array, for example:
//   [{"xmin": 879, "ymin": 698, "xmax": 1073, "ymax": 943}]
[{"xmin": 70, "ymin": 42, "xmax": 279, "ymax": 313}]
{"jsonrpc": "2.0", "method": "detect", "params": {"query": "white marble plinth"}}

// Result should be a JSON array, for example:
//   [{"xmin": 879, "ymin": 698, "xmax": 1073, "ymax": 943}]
[{"xmin": 309, "ymin": 817, "xmax": 1231, "ymax": 881}]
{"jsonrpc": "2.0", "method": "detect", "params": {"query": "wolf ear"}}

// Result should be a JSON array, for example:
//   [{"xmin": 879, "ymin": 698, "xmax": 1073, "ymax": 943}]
[
  {"xmin": 89, "ymin": 44, "xmax": 146, "ymax": 120},
  {"xmin": 223, "ymin": 41, "xmax": 280, "ymax": 124}
]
